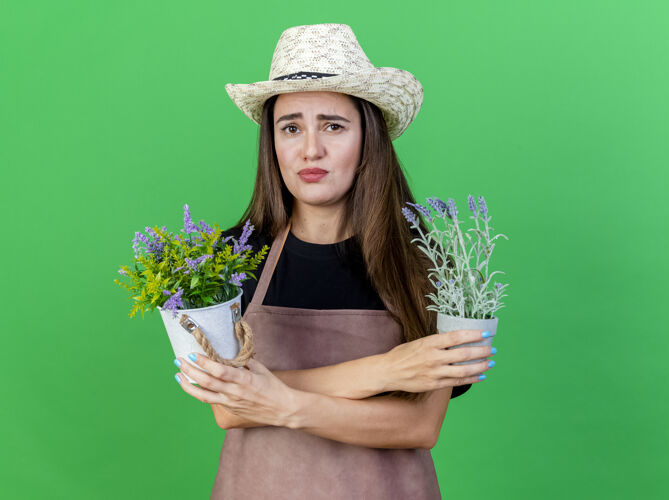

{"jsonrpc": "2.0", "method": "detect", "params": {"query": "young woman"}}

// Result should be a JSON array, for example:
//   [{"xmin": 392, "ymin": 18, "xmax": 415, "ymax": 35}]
[{"xmin": 173, "ymin": 24, "xmax": 495, "ymax": 499}]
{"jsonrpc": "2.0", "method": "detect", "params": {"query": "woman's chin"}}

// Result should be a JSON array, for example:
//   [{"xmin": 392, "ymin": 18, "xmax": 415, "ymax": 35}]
[{"xmin": 295, "ymin": 193, "xmax": 344, "ymax": 207}]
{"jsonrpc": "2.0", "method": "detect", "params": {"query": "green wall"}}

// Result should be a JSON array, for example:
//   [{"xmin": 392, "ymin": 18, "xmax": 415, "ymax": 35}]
[{"xmin": 2, "ymin": 1, "xmax": 666, "ymax": 498}]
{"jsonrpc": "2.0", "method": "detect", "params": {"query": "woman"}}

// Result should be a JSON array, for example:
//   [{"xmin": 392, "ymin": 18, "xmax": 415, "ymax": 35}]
[{"xmin": 173, "ymin": 24, "xmax": 495, "ymax": 499}]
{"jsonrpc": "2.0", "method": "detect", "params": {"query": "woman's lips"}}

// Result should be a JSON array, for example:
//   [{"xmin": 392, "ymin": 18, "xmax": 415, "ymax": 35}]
[{"xmin": 298, "ymin": 169, "xmax": 328, "ymax": 183}]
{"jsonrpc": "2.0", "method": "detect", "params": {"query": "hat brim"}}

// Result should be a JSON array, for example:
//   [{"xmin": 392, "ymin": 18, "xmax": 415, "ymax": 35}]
[{"xmin": 225, "ymin": 67, "xmax": 423, "ymax": 141}]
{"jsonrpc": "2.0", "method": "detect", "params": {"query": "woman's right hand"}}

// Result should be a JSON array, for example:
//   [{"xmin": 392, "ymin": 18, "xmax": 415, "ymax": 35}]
[{"xmin": 382, "ymin": 330, "xmax": 495, "ymax": 393}]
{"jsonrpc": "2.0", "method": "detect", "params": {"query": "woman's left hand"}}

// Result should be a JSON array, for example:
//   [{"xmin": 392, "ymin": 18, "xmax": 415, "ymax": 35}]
[{"xmin": 174, "ymin": 354, "xmax": 300, "ymax": 428}]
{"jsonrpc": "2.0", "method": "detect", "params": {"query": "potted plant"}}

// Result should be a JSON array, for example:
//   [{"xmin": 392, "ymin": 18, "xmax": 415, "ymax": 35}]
[
  {"xmin": 114, "ymin": 204, "xmax": 269, "ymax": 382},
  {"xmin": 402, "ymin": 195, "xmax": 509, "ymax": 365}
]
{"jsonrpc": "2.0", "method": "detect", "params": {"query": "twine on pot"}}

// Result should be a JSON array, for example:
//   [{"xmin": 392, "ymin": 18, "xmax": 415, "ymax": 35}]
[{"xmin": 178, "ymin": 302, "xmax": 255, "ymax": 368}]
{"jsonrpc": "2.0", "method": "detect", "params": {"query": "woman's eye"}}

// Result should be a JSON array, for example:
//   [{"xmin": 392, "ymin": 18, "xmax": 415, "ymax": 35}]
[{"xmin": 281, "ymin": 123, "xmax": 343, "ymax": 134}]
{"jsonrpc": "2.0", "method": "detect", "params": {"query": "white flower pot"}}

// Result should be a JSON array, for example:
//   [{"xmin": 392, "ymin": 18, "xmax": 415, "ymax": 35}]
[
  {"xmin": 437, "ymin": 312, "xmax": 498, "ymax": 366},
  {"xmin": 158, "ymin": 290, "xmax": 244, "ymax": 383}
]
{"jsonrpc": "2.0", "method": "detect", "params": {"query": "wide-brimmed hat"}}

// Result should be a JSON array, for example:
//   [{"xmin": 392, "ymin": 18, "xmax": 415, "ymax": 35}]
[{"xmin": 225, "ymin": 23, "xmax": 423, "ymax": 141}]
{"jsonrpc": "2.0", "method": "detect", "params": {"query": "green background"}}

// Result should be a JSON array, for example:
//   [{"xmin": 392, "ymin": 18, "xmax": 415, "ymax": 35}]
[{"xmin": 2, "ymin": 1, "xmax": 667, "ymax": 498}]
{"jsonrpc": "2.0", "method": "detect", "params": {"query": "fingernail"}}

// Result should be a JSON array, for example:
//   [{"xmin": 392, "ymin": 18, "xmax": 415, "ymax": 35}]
[
  {"xmin": 188, "ymin": 353, "xmax": 197, "ymax": 362},
  {"xmin": 488, "ymin": 360, "xmax": 495, "ymax": 367},
  {"xmin": 175, "ymin": 373, "xmax": 181, "ymax": 384},
  {"xmin": 478, "ymin": 374, "xmax": 486, "ymax": 380},
  {"xmin": 481, "ymin": 331, "xmax": 490, "ymax": 338},
  {"xmin": 174, "ymin": 358, "xmax": 181, "ymax": 368},
  {"xmin": 491, "ymin": 347, "xmax": 497, "ymax": 354}
]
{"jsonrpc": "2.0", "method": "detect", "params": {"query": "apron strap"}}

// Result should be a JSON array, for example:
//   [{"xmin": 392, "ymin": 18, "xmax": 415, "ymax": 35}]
[{"xmin": 250, "ymin": 219, "xmax": 292, "ymax": 306}]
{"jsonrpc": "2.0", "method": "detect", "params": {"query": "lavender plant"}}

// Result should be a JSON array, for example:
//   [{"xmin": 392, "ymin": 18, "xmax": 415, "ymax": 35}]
[
  {"xmin": 114, "ymin": 204, "xmax": 269, "ymax": 319},
  {"xmin": 402, "ymin": 195, "xmax": 509, "ymax": 319}
]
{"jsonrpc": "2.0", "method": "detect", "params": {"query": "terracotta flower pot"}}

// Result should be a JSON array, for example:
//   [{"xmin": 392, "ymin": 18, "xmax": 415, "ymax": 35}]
[
  {"xmin": 158, "ymin": 290, "xmax": 244, "ymax": 383},
  {"xmin": 437, "ymin": 312, "xmax": 498, "ymax": 365}
]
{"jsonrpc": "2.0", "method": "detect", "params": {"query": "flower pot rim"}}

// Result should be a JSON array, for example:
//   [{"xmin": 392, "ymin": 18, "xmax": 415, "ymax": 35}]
[
  {"xmin": 437, "ymin": 312, "xmax": 499, "ymax": 320},
  {"xmin": 157, "ymin": 289, "xmax": 243, "ymax": 314}
]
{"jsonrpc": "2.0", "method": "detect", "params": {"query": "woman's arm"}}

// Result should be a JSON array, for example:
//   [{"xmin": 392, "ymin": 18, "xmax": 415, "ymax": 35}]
[
  {"xmin": 212, "ymin": 353, "xmax": 389, "ymax": 429},
  {"xmin": 213, "ymin": 385, "xmax": 454, "ymax": 451},
  {"xmin": 211, "ymin": 331, "xmax": 485, "ymax": 436},
  {"xmin": 215, "ymin": 390, "xmax": 434, "ymax": 449},
  {"xmin": 285, "ymin": 389, "xmax": 435, "ymax": 449},
  {"xmin": 274, "ymin": 353, "xmax": 389, "ymax": 398}
]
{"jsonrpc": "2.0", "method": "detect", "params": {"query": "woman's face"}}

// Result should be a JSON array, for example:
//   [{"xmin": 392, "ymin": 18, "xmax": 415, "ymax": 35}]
[{"xmin": 273, "ymin": 91, "xmax": 362, "ymax": 210}]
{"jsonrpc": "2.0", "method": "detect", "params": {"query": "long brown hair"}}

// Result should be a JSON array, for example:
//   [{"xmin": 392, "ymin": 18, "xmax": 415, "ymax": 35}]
[{"xmin": 232, "ymin": 93, "xmax": 436, "ymax": 403}]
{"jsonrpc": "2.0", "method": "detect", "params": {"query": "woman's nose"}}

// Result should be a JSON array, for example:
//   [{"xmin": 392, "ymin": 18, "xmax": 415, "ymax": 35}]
[{"xmin": 302, "ymin": 129, "xmax": 324, "ymax": 158}]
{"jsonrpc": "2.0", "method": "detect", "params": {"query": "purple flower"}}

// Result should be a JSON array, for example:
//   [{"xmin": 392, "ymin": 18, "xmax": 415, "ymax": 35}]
[
  {"xmin": 426, "ymin": 197, "xmax": 447, "ymax": 217},
  {"xmin": 228, "ymin": 272, "xmax": 247, "ymax": 287},
  {"xmin": 197, "ymin": 220, "xmax": 215, "ymax": 236},
  {"xmin": 132, "ymin": 228, "xmax": 166, "ymax": 260},
  {"xmin": 435, "ymin": 280, "xmax": 442, "ymax": 287},
  {"xmin": 478, "ymin": 195, "xmax": 488, "ymax": 217},
  {"xmin": 449, "ymin": 278, "xmax": 455, "ymax": 285},
  {"xmin": 402, "ymin": 207, "xmax": 417, "ymax": 225},
  {"xmin": 135, "ymin": 232, "xmax": 150, "ymax": 245},
  {"xmin": 467, "ymin": 195, "xmax": 478, "ymax": 215},
  {"xmin": 162, "ymin": 289, "xmax": 171, "ymax": 296},
  {"xmin": 183, "ymin": 204, "xmax": 199, "ymax": 235},
  {"xmin": 143, "ymin": 226, "xmax": 166, "ymax": 259},
  {"xmin": 495, "ymin": 282, "xmax": 502, "ymax": 290},
  {"xmin": 233, "ymin": 220, "xmax": 254, "ymax": 254},
  {"xmin": 406, "ymin": 202, "xmax": 433, "ymax": 223},
  {"xmin": 132, "ymin": 231, "xmax": 150, "ymax": 256},
  {"xmin": 118, "ymin": 268, "xmax": 128, "ymax": 276},
  {"xmin": 216, "ymin": 235, "xmax": 233, "ymax": 248},
  {"xmin": 163, "ymin": 287, "xmax": 184, "ymax": 319},
  {"xmin": 185, "ymin": 254, "xmax": 213, "ymax": 272},
  {"xmin": 446, "ymin": 198, "xmax": 459, "ymax": 222},
  {"xmin": 173, "ymin": 265, "xmax": 186, "ymax": 273}
]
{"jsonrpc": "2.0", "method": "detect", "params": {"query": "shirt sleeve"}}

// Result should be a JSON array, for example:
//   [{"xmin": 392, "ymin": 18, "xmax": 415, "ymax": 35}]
[{"xmin": 450, "ymin": 383, "xmax": 472, "ymax": 399}]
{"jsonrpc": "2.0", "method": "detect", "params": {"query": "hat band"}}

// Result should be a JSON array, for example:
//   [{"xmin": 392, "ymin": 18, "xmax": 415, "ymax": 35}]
[{"xmin": 272, "ymin": 71, "xmax": 338, "ymax": 81}]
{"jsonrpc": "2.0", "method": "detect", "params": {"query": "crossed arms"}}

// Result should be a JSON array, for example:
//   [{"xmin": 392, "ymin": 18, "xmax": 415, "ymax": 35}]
[{"xmin": 211, "ymin": 353, "xmax": 453, "ymax": 449}]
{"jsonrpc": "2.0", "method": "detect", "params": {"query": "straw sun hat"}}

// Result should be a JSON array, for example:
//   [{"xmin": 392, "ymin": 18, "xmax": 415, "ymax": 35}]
[{"xmin": 225, "ymin": 23, "xmax": 424, "ymax": 141}]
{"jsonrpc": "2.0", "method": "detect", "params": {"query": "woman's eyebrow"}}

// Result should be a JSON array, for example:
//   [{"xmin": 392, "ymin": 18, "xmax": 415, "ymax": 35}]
[{"xmin": 275, "ymin": 112, "xmax": 351, "ymax": 124}]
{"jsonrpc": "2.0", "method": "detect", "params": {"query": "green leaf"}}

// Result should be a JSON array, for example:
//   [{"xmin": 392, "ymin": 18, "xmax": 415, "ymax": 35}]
[{"xmin": 190, "ymin": 275, "xmax": 200, "ymax": 289}]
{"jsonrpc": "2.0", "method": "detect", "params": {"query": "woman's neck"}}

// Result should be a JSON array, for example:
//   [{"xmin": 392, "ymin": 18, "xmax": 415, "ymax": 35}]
[{"xmin": 290, "ymin": 201, "xmax": 352, "ymax": 244}]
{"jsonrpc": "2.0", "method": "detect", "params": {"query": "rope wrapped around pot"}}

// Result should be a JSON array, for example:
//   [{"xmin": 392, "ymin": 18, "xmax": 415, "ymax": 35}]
[{"xmin": 178, "ymin": 302, "xmax": 255, "ymax": 368}]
